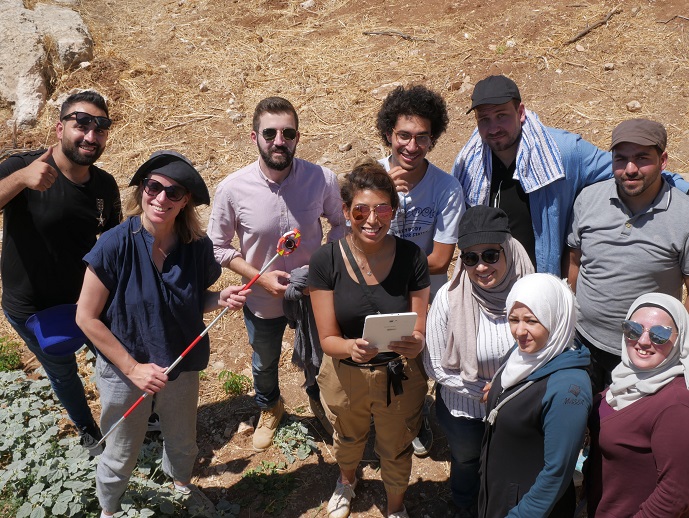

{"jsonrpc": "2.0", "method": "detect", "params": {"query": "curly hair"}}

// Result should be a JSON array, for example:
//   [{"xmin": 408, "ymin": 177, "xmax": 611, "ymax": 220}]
[
  {"xmin": 340, "ymin": 158, "xmax": 399, "ymax": 211},
  {"xmin": 376, "ymin": 84, "xmax": 449, "ymax": 150}
]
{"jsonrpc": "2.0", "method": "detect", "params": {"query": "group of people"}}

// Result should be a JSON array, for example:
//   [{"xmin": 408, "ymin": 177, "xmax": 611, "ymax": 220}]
[{"xmin": 1, "ymin": 72, "xmax": 689, "ymax": 518}]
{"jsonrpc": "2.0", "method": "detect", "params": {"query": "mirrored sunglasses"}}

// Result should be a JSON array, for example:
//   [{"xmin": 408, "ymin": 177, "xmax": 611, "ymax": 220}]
[
  {"xmin": 61, "ymin": 111, "xmax": 113, "ymax": 131},
  {"xmin": 261, "ymin": 128, "xmax": 297, "ymax": 141},
  {"xmin": 621, "ymin": 320, "xmax": 674, "ymax": 345},
  {"xmin": 142, "ymin": 177, "xmax": 188, "ymax": 202},
  {"xmin": 392, "ymin": 129, "xmax": 432, "ymax": 148},
  {"xmin": 460, "ymin": 248, "xmax": 503, "ymax": 267},
  {"xmin": 351, "ymin": 203, "xmax": 394, "ymax": 221}
]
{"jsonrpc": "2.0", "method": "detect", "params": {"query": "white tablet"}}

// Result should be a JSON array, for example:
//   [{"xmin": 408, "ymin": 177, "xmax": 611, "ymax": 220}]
[{"xmin": 362, "ymin": 312, "xmax": 417, "ymax": 353}]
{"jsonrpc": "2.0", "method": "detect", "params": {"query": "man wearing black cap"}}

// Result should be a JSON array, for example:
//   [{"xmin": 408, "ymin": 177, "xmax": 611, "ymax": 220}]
[
  {"xmin": 0, "ymin": 90, "xmax": 121, "ymax": 454},
  {"xmin": 565, "ymin": 119, "xmax": 689, "ymax": 393},
  {"xmin": 451, "ymin": 75, "xmax": 689, "ymax": 275}
]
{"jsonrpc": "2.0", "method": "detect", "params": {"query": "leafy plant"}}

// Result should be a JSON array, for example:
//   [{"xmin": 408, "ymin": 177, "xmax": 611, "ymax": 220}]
[
  {"xmin": 236, "ymin": 461, "xmax": 294, "ymax": 515},
  {"xmin": 0, "ymin": 371, "xmax": 239, "ymax": 517},
  {"xmin": 273, "ymin": 419, "xmax": 318, "ymax": 464},
  {"xmin": 218, "ymin": 370, "xmax": 251, "ymax": 397},
  {"xmin": 0, "ymin": 336, "xmax": 22, "ymax": 372}
]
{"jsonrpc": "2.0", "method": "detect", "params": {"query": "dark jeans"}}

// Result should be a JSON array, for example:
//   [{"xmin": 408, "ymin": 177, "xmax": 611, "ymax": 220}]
[
  {"xmin": 577, "ymin": 333, "xmax": 621, "ymax": 395},
  {"xmin": 5, "ymin": 310, "xmax": 95, "ymax": 428},
  {"xmin": 436, "ymin": 388, "xmax": 485, "ymax": 510}
]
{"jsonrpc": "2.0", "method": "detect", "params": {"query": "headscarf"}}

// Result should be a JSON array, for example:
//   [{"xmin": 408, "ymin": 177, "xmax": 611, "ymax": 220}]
[
  {"xmin": 442, "ymin": 235, "xmax": 533, "ymax": 381},
  {"xmin": 606, "ymin": 293, "xmax": 689, "ymax": 410},
  {"xmin": 500, "ymin": 273, "xmax": 576, "ymax": 389}
]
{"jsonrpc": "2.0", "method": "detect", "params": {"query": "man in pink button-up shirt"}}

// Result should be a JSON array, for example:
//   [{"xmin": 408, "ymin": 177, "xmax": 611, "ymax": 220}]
[{"xmin": 208, "ymin": 97, "xmax": 345, "ymax": 451}]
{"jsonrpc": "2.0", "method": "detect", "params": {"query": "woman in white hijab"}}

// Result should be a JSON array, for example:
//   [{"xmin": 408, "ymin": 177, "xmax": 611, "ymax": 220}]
[
  {"xmin": 479, "ymin": 273, "xmax": 592, "ymax": 518},
  {"xmin": 586, "ymin": 293, "xmax": 689, "ymax": 517}
]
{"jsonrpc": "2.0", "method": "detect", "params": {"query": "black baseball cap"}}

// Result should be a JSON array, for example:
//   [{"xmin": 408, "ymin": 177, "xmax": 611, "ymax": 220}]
[
  {"xmin": 457, "ymin": 205, "xmax": 511, "ymax": 249},
  {"xmin": 466, "ymin": 75, "xmax": 521, "ymax": 114},
  {"xmin": 129, "ymin": 150, "xmax": 210, "ymax": 205}
]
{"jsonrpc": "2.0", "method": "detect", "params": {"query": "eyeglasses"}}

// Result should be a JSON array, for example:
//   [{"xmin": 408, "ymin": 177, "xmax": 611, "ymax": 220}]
[
  {"xmin": 460, "ymin": 248, "xmax": 503, "ymax": 267},
  {"xmin": 261, "ymin": 128, "xmax": 297, "ymax": 141},
  {"xmin": 621, "ymin": 320, "xmax": 675, "ymax": 345},
  {"xmin": 61, "ymin": 111, "xmax": 113, "ymax": 131},
  {"xmin": 351, "ymin": 204, "xmax": 394, "ymax": 221},
  {"xmin": 392, "ymin": 130, "xmax": 432, "ymax": 148},
  {"xmin": 142, "ymin": 178, "xmax": 188, "ymax": 202}
]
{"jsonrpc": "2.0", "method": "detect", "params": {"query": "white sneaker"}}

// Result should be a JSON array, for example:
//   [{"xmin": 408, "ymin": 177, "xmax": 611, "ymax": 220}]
[
  {"xmin": 388, "ymin": 506, "xmax": 409, "ymax": 518},
  {"xmin": 327, "ymin": 477, "xmax": 357, "ymax": 518}
]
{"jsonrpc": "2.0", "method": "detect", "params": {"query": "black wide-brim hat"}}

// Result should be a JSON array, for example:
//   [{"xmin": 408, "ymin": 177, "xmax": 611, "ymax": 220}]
[{"xmin": 129, "ymin": 150, "xmax": 210, "ymax": 205}]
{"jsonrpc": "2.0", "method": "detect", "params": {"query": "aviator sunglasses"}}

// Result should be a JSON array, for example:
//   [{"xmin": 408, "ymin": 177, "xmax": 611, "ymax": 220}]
[
  {"xmin": 61, "ymin": 111, "xmax": 113, "ymax": 131},
  {"xmin": 261, "ymin": 128, "xmax": 297, "ymax": 141},
  {"xmin": 460, "ymin": 248, "xmax": 503, "ymax": 267},
  {"xmin": 142, "ymin": 177, "xmax": 188, "ymax": 202},
  {"xmin": 621, "ymin": 320, "xmax": 675, "ymax": 345},
  {"xmin": 351, "ymin": 204, "xmax": 394, "ymax": 221}
]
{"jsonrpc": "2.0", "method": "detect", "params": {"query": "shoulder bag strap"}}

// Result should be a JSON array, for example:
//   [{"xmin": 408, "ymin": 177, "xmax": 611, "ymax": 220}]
[{"xmin": 340, "ymin": 237, "xmax": 381, "ymax": 314}]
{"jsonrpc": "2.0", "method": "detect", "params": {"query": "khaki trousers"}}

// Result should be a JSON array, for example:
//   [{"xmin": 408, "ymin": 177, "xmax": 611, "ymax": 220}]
[{"xmin": 317, "ymin": 355, "xmax": 427, "ymax": 494}]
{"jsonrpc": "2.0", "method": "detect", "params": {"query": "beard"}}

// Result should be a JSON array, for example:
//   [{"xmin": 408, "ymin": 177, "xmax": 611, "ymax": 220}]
[
  {"xmin": 258, "ymin": 143, "xmax": 295, "ymax": 171},
  {"xmin": 61, "ymin": 138, "xmax": 104, "ymax": 166}
]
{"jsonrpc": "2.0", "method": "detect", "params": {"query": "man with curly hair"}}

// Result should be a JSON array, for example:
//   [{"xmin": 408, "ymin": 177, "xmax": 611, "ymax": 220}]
[
  {"xmin": 376, "ymin": 85, "xmax": 465, "ymax": 460},
  {"xmin": 376, "ymin": 85, "xmax": 465, "ymax": 300}
]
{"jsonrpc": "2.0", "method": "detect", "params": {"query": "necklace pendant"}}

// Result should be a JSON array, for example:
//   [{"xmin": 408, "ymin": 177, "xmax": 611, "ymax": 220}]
[{"xmin": 366, "ymin": 270, "xmax": 372, "ymax": 276}]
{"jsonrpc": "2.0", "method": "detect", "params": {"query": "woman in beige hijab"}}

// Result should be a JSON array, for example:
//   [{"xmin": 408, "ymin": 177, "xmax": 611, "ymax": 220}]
[{"xmin": 423, "ymin": 205, "xmax": 533, "ymax": 517}]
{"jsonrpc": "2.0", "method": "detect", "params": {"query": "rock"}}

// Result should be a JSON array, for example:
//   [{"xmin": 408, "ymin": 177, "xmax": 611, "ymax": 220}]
[
  {"xmin": 626, "ymin": 100, "xmax": 642, "ymax": 112},
  {"xmin": 300, "ymin": 0, "xmax": 315, "ymax": 8},
  {"xmin": 371, "ymin": 82, "xmax": 402, "ymax": 100},
  {"xmin": 338, "ymin": 142, "xmax": 352, "ymax": 152},
  {"xmin": 200, "ymin": 81, "xmax": 209, "ymax": 92},
  {"xmin": 226, "ymin": 109, "xmax": 244, "ymax": 123},
  {"xmin": 237, "ymin": 418, "xmax": 254, "ymax": 435},
  {"xmin": 506, "ymin": 39, "xmax": 516, "ymax": 48},
  {"xmin": 0, "ymin": 0, "xmax": 94, "ymax": 128},
  {"xmin": 575, "ymin": 44, "xmax": 586, "ymax": 52},
  {"xmin": 33, "ymin": 3, "xmax": 94, "ymax": 69},
  {"xmin": 211, "ymin": 360, "xmax": 225, "ymax": 370},
  {"xmin": 604, "ymin": 62, "xmax": 615, "ymax": 71},
  {"xmin": 215, "ymin": 463, "xmax": 228, "ymax": 474}
]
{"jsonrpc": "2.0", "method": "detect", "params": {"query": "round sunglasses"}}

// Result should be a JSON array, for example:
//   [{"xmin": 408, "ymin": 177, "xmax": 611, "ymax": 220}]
[
  {"xmin": 621, "ymin": 319, "xmax": 675, "ymax": 345},
  {"xmin": 142, "ymin": 178, "xmax": 188, "ymax": 202},
  {"xmin": 460, "ymin": 248, "xmax": 503, "ymax": 267},
  {"xmin": 350, "ymin": 203, "xmax": 394, "ymax": 221}
]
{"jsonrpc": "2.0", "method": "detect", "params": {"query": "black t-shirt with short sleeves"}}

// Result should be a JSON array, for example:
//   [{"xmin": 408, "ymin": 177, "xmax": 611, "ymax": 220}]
[
  {"xmin": 0, "ymin": 150, "xmax": 122, "ymax": 319},
  {"xmin": 308, "ymin": 236, "xmax": 430, "ymax": 340}
]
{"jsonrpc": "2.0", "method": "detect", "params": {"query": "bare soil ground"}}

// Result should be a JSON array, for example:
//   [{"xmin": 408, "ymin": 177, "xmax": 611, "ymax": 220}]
[{"xmin": 2, "ymin": 0, "xmax": 689, "ymax": 516}]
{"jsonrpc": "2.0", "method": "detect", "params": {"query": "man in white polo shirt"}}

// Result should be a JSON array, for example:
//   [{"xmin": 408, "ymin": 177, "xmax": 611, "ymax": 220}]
[{"xmin": 565, "ymin": 119, "xmax": 689, "ymax": 393}]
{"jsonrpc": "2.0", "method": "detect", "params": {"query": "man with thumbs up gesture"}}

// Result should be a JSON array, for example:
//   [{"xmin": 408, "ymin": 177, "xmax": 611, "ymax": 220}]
[{"xmin": 0, "ymin": 90, "xmax": 121, "ymax": 454}]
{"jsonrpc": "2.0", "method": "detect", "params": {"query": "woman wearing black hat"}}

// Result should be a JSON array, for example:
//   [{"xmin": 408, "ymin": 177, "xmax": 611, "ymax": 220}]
[
  {"xmin": 76, "ymin": 150, "xmax": 249, "ymax": 517},
  {"xmin": 422, "ymin": 205, "xmax": 533, "ymax": 517}
]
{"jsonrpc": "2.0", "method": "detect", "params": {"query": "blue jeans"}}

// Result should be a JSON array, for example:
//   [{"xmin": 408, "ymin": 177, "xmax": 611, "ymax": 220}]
[
  {"xmin": 5, "ymin": 310, "xmax": 95, "ymax": 428},
  {"xmin": 243, "ymin": 306, "xmax": 287, "ymax": 409},
  {"xmin": 436, "ymin": 388, "xmax": 485, "ymax": 509}
]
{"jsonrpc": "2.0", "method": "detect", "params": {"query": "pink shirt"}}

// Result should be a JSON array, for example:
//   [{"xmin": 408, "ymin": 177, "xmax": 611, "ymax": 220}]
[{"xmin": 208, "ymin": 158, "xmax": 345, "ymax": 318}]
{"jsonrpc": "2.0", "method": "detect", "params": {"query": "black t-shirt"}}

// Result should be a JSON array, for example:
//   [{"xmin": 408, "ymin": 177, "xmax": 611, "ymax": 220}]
[
  {"xmin": 489, "ymin": 151, "xmax": 536, "ymax": 266},
  {"xmin": 308, "ymin": 236, "xmax": 430, "ymax": 340},
  {"xmin": 0, "ymin": 150, "xmax": 122, "ymax": 319}
]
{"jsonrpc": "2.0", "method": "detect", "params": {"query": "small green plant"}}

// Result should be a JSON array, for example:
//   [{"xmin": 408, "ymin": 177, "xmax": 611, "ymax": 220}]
[
  {"xmin": 273, "ymin": 419, "xmax": 318, "ymax": 464},
  {"xmin": 0, "ymin": 371, "xmax": 239, "ymax": 517},
  {"xmin": 0, "ymin": 336, "xmax": 21, "ymax": 372},
  {"xmin": 218, "ymin": 370, "xmax": 252, "ymax": 396},
  {"xmin": 237, "ymin": 461, "xmax": 294, "ymax": 514}
]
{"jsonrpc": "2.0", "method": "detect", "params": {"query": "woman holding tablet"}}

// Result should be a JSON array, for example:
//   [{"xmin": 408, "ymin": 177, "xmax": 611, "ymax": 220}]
[
  {"xmin": 423, "ymin": 205, "xmax": 533, "ymax": 517},
  {"xmin": 309, "ymin": 159, "xmax": 430, "ymax": 518}
]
